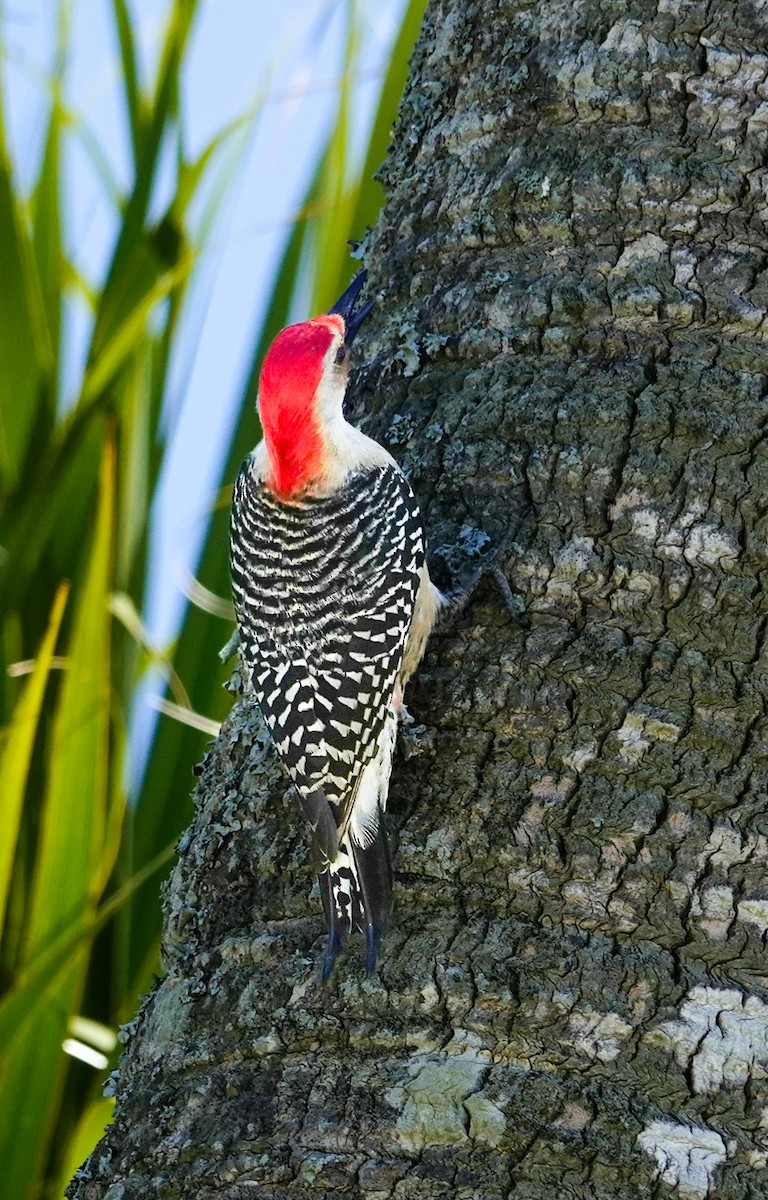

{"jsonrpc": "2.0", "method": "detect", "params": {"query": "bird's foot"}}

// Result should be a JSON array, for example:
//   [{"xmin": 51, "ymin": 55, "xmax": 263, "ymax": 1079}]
[
  {"xmin": 441, "ymin": 535, "xmax": 529, "ymax": 629},
  {"xmin": 398, "ymin": 722, "xmax": 435, "ymax": 759}
]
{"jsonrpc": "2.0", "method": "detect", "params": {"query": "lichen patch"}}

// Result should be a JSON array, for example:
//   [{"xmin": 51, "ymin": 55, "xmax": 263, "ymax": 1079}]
[
  {"xmin": 600, "ymin": 18, "xmax": 645, "ymax": 55},
  {"xmin": 615, "ymin": 714, "xmax": 651, "ymax": 762},
  {"xmin": 388, "ymin": 1058, "xmax": 485, "ymax": 1151},
  {"xmin": 544, "ymin": 535, "xmax": 603, "ymax": 602},
  {"xmin": 610, "ymin": 494, "xmax": 739, "ymax": 569},
  {"xmin": 610, "ymin": 233, "xmax": 668, "ymax": 276},
  {"xmin": 648, "ymin": 987, "xmax": 768, "ymax": 1093},
  {"xmin": 682, "ymin": 522, "xmax": 738, "ymax": 568},
  {"xmin": 615, "ymin": 710, "xmax": 680, "ymax": 762},
  {"xmin": 464, "ymin": 1093, "xmax": 506, "ymax": 1146},
  {"xmin": 699, "ymin": 822, "xmax": 768, "ymax": 871},
  {"xmin": 692, "ymin": 885, "xmax": 735, "ymax": 941},
  {"xmin": 566, "ymin": 1009, "xmax": 633, "ymax": 1062},
  {"xmin": 637, "ymin": 1119, "xmax": 726, "ymax": 1199},
  {"xmin": 562, "ymin": 743, "xmax": 598, "ymax": 773},
  {"xmin": 737, "ymin": 899, "xmax": 768, "ymax": 935}
]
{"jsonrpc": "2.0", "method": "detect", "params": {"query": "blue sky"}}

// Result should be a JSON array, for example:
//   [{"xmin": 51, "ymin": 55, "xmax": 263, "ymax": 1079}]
[{"xmin": 5, "ymin": 0, "xmax": 404, "ymax": 691}]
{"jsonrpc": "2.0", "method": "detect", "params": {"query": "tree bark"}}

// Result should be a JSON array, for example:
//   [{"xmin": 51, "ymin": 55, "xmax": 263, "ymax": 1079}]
[{"xmin": 70, "ymin": 1, "xmax": 768, "ymax": 1197}]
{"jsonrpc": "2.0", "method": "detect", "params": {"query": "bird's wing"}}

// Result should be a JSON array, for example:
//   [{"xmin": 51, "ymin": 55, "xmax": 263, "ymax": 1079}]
[{"xmin": 230, "ymin": 460, "xmax": 424, "ymax": 832}]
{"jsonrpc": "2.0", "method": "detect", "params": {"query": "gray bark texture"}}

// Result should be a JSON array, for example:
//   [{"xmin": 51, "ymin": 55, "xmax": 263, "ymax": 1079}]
[{"xmin": 70, "ymin": 1, "xmax": 768, "ymax": 1197}]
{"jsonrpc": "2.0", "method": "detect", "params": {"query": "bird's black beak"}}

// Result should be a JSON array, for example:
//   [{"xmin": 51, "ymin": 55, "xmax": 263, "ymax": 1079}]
[{"xmin": 329, "ymin": 270, "xmax": 374, "ymax": 349}]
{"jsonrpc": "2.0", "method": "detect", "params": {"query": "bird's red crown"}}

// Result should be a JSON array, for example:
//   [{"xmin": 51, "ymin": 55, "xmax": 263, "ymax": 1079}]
[{"xmin": 258, "ymin": 314, "xmax": 344, "ymax": 498}]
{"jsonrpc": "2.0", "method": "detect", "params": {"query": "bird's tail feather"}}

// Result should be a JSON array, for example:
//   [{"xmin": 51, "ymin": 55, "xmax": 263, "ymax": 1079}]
[
  {"xmin": 298, "ymin": 787, "xmax": 339, "ymax": 870},
  {"xmin": 319, "ymin": 816, "xmax": 392, "ymax": 978}
]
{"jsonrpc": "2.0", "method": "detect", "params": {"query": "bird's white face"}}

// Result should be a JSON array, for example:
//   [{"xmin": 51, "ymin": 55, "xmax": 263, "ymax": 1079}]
[{"xmin": 314, "ymin": 321, "xmax": 351, "ymax": 433}]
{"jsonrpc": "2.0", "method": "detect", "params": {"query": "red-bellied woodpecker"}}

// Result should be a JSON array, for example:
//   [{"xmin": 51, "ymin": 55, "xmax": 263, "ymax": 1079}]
[{"xmin": 229, "ymin": 272, "xmax": 443, "ymax": 977}]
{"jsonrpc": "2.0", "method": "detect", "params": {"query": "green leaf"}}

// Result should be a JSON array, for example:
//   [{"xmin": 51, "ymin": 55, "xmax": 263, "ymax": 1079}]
[
  {"xmin": 30, "ymin": 1, "xmax": 69, "ymax": 403},
  {"xmin": 0, "ymin": 93, "xmax": 53, "ymax": 494},
  {"xmin": 56, "ymin": 1095, "xmax": 115, "ymax": 1198},
  {"xmin": 111, "ymin": 0, "xmax": 142, "ymax": 162},
  {"xmin": 82, "ymin": 255, "xmax": 193, "ymax": 405},
  {"xmin": 26, "ymin": 437, "xmax": 115, "ymax": 955},
  {"xmin": 0, "ymin": 838, "xmax": 176, "ymax": 1055},
  {"xmin": 0, "ymin": 437, "xmax": 115, "ymax": 1200},
  {"xmin": 91, "ymin": 0, "xmax": 201, "ymax": 362},
  {"xmin": 346, "ymin": 0, "xmax": 429, "ymax": 251},
  {"xmin": 31, "ymin": 108, "xmax": 63, "ymax": 402},
  {"xmin": 109, "ymin": 591, "xmax": 190, "ymax": 707},
  {"xmin": 0, "ymin": 584, "xmax": 69, "ymax": 935},
  {"xmin": 115, "ymin": 350, "xmax": 152, "ymax": 587},
  {"xmin": 309, "ymin": 0, "xmax": 360, "ymax": 313}
]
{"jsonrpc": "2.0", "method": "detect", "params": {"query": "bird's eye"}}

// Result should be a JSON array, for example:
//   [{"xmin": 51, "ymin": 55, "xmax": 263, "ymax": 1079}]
[{"xmin": 334, "ymin": 344, "xmax": 346, "ymax": 365}]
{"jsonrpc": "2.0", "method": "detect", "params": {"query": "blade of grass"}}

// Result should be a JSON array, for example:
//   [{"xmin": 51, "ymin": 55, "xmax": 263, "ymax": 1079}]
[
  {"xmin": 31, "ymin": 108, "xmax": 63, "ymax": 403},
  {"xmin": 55, "ymin": 1095, "xmax": 115, "ymax": 1198},
  {"xmin": 111, "ymin": 0, "xmax": 142, "ymax": 163},
  {"xmin": 0, "ymin": 435, "xmax": 115, "ymax": 1200},
  {"xmin": 110, "ymin": 592, "xmax": 191, "ymax": 707},
  {"xmin": 25, "ymin": 432, "xmax": 115, "ymax": 953},
  {"xmin": 82, "ymin": 254, "xmax": 193, "ymax": 404},
  {"xmin": 91, "ymin": 0, "xmax": 200, "ymax": 362},
  {"xmin": 149, "ymin": 696, "xmax": 221, "ymax": 736},
  {"xmin": 0, "ymin": 838, "xmax": 177, "ymax": 1052},
  {"xmin": 0, "ymin": 82, "xmax": 53, "ymax": 492},
  {"xmin": 0, "ymin": 584, "xmax": 69, "ymax": 935},
  {"xmin": 346, "ymin": 0, "xmax": 428, "ymax": 246},
  {"xmin": 30, "ymin": 0, "xmax": 69, "ymax": 403},
  {"xmin": 115, "ymin": 348, "xmax": 152, "ymax": 586},
  {"xmin": 309, "ymin": 0, "xmax": 357, "ymax": 312}
]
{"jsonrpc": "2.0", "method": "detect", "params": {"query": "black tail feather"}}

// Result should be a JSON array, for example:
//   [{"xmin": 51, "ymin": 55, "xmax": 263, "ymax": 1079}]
[
  {"xmin": 317, "ymin": 816, "xmax": 392, "ymax": 978},
  {"xmin": 318, "ymin": 865, "xmax": 345, "ymax": 979},
  {"xmin": 352, "ymin": 823, "xmax": 393, "ymax": 974},
  {"xmin": 298, "ymin": 787, "xmax": 338, "ymax": 870}
]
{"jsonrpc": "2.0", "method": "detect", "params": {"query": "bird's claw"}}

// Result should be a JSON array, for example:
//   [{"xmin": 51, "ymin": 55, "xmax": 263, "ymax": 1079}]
[{"xmin": 441, "ymin": 535, "xmax": 529, "ymax": 629}]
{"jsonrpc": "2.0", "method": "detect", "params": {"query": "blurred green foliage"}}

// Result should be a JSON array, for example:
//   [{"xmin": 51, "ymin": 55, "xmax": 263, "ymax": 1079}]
[{"xmin": 0, "ymin": 0, "xmax": 425, "ymax": 1196}]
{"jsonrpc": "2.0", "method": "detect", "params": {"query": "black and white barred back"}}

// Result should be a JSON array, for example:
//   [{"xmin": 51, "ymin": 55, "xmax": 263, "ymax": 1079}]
[{"xmin": 230, "ymin": 460, "xmax": 424, "ymax": 836}]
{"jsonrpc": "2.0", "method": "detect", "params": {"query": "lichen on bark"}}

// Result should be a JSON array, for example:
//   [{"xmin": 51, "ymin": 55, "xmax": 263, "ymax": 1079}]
[{"xmin": 70, "ymin": 1, "xmax": 768, "ymax": 1198}]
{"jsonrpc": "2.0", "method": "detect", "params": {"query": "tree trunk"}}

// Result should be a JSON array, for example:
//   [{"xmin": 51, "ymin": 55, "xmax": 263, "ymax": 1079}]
[{"xmin": 70, "ymin": 1, "xmax": 768, "ymax": 1197}]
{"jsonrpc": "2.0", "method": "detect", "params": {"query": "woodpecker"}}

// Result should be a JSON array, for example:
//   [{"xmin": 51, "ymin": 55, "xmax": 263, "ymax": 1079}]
[{"xmin": 229, "ymin": 272, "xmax": 443, "ymax": 977}]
